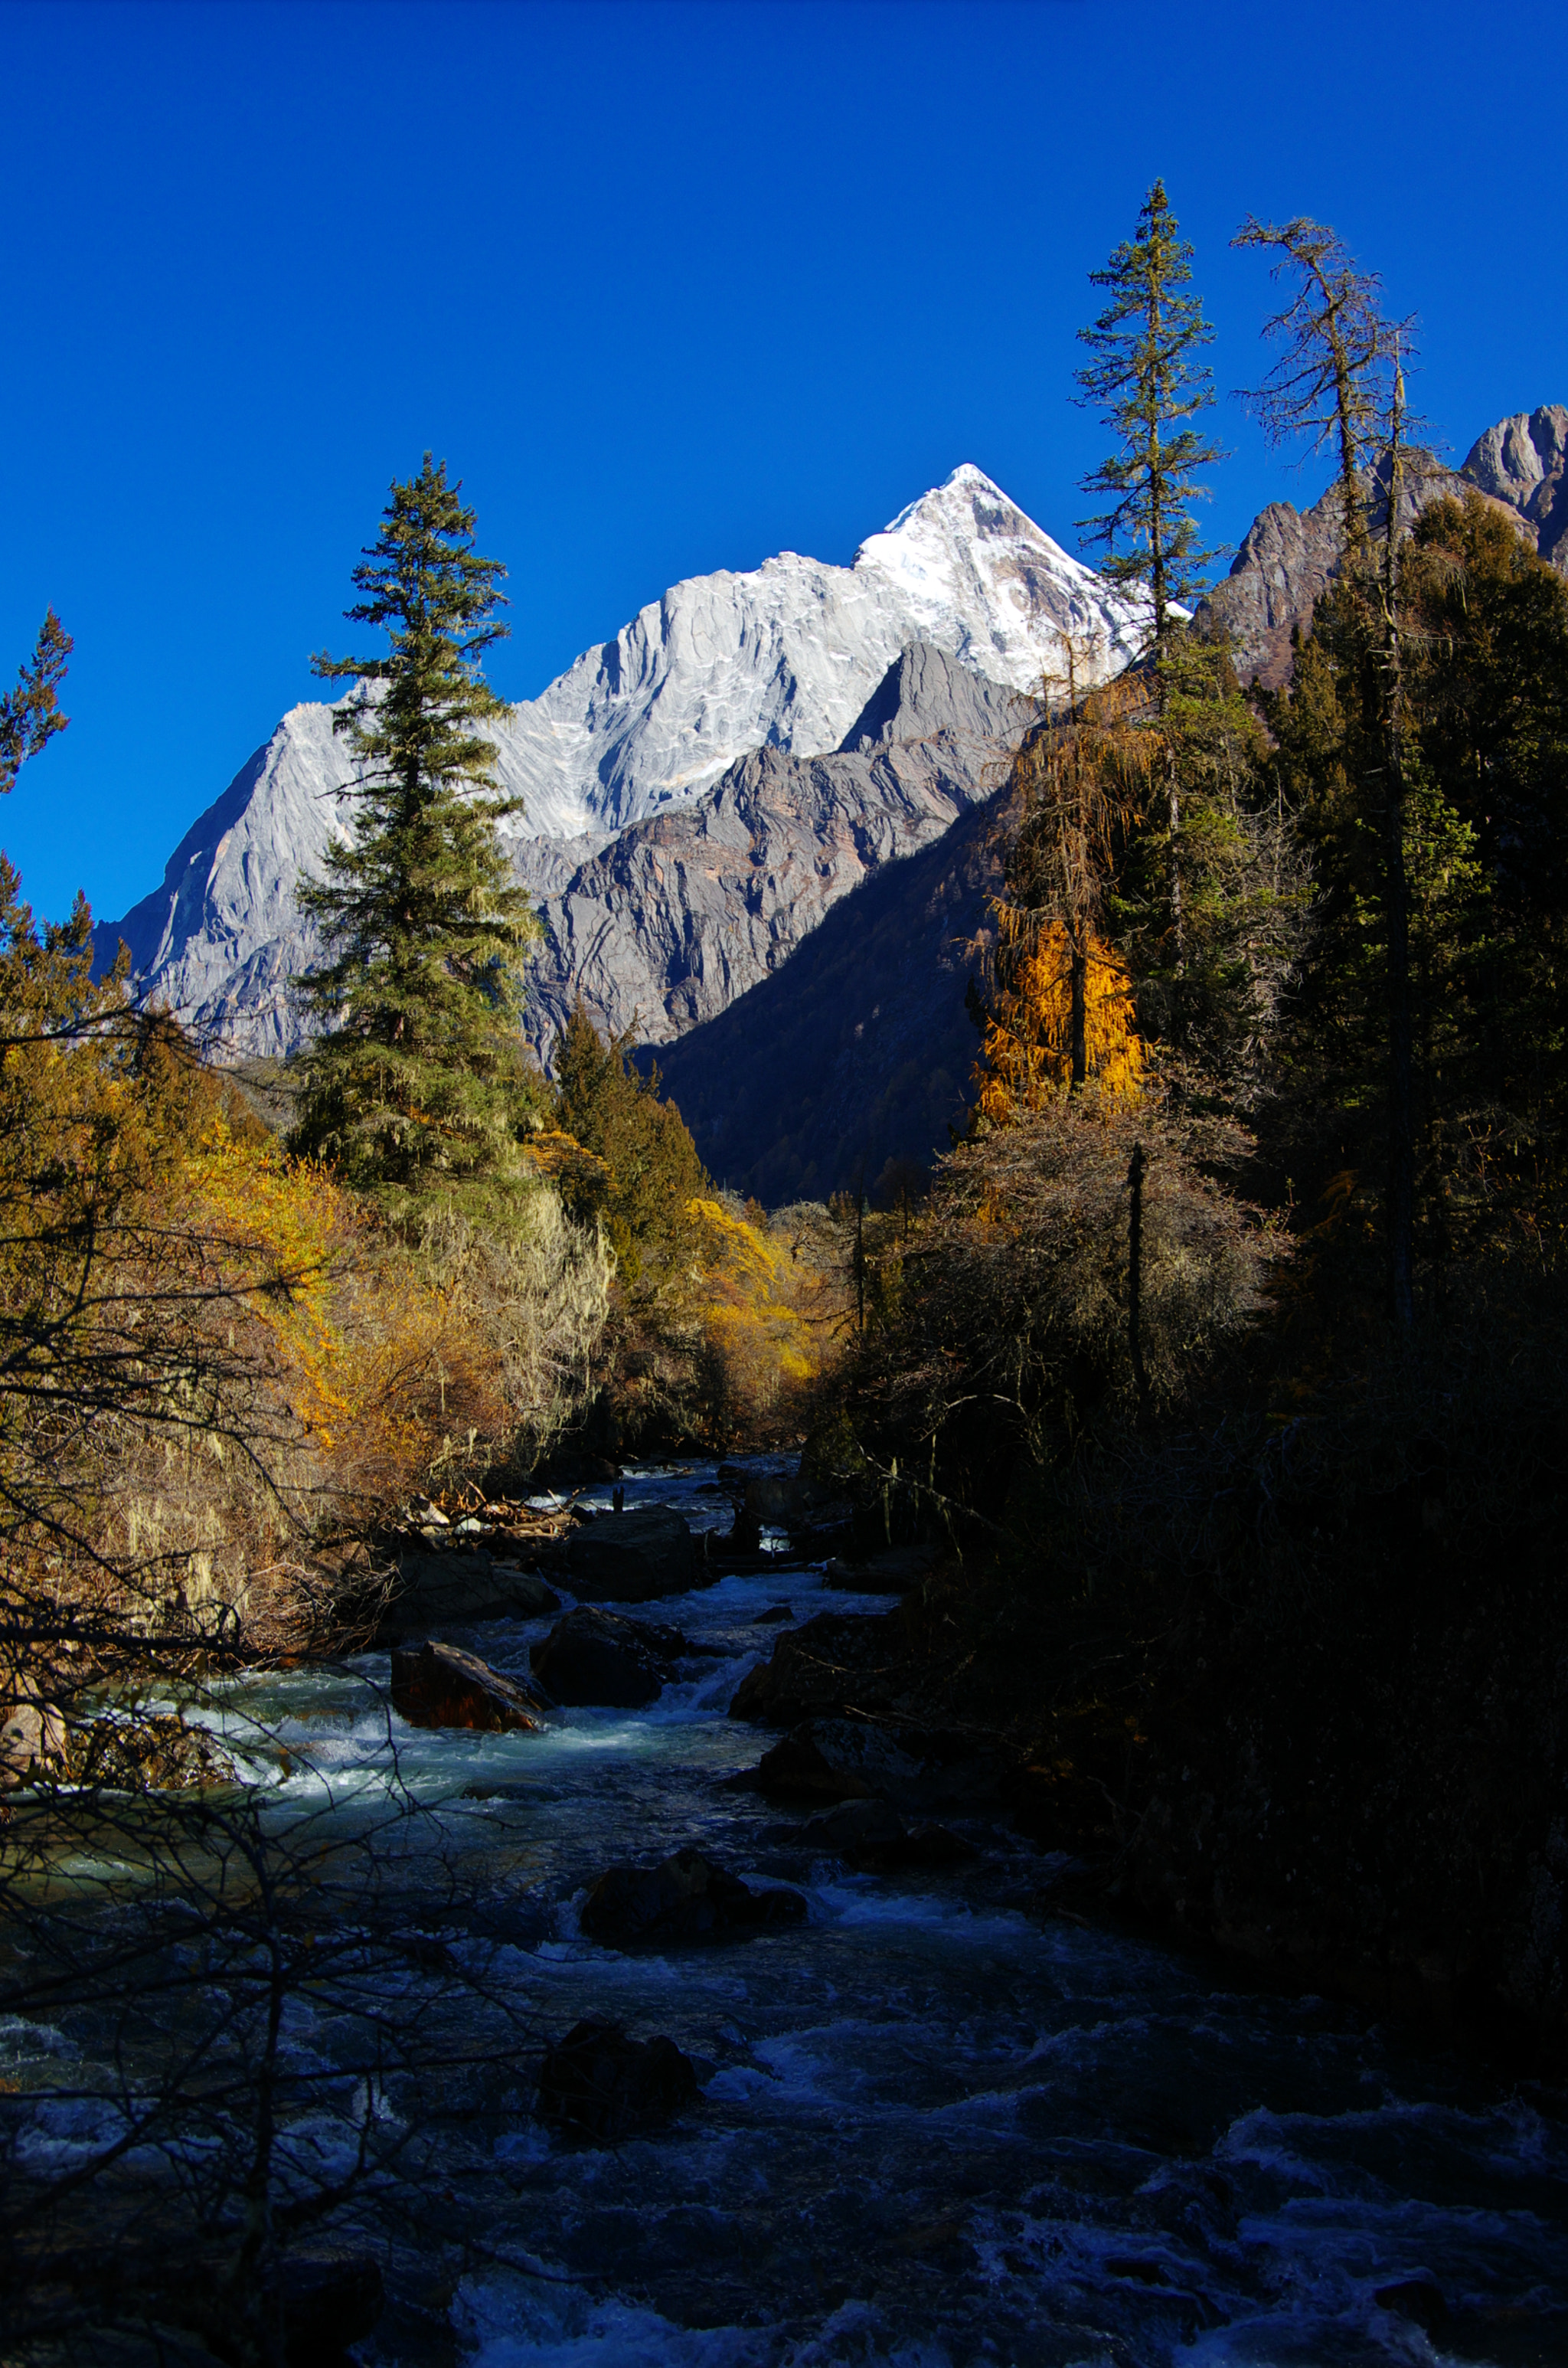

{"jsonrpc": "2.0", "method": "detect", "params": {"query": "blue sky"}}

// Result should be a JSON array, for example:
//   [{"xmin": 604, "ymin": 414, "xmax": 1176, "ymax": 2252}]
[{"xmin": 2, "ymin": 0, "xmax": 1562, "ymax": 924}]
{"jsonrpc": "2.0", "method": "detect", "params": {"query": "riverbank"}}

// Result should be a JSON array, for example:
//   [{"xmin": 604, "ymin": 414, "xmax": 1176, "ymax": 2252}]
[{"xmin": 6, "ymin": 1457, "xmax": 1567, "ymax": 2368}]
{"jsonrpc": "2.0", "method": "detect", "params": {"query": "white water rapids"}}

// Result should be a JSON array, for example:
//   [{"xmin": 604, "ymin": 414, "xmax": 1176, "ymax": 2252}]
[{"xmin": 5, "ymin": 1457, "xmax": 1565, "ymax": 2366}]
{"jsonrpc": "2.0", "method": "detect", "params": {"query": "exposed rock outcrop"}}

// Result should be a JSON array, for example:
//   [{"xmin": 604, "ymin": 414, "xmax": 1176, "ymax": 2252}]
[
  {"xmin": 651, "ymin": 778, "xmax": 1003, "ymax": 1195},
  {"xmin": 1460, "ymin": 404, "xmax": 1568, "ymax": 569},
  {"xmin": 530, "ymin": 1606, "xmax": 688, "ymax": 1708},
  {"xmin": 536, "ymin": 2016, "xmax": 699, "ymax": 2141},
  {"xmin": 389, "ymin": 1640, "xmax": 557, "ymax": 1732},
  {"xmin": 579, "ymin": 1847, "xmax": 807, "ymax": 1948},
  {"xmin": 518, "ymin": 643, "xmax": 1026, "ymax": 1060},
  {"xmin": 1206, "ymin": 413, "xmax": 1565, "ymax": 687}
]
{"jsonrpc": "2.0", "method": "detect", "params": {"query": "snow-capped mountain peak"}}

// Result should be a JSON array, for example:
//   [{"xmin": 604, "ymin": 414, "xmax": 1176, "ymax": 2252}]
[
  {"xmin": 96, "ymin": 465, "xmax": 1150, "ymax": 1057},
  {"xmin": 854, "ymin": 463, "xmax": 1146, "ymax": 692}
]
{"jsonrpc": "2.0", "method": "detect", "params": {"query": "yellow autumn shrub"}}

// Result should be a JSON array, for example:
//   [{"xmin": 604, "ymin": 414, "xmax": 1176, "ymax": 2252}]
[
  {"xmin": 688, "ymin": 1194, "xmax": 830, "ymax": 1441},
  {"xmin": 975, "ymin": 921, "xmax": 1145, "ymax": 1124}
]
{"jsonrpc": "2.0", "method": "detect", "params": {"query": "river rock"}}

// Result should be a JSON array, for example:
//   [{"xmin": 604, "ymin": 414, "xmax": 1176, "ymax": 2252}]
[
  {"xmin": 801, "ymin": 1796, "xmax": 908, "ymax": 1859},
  {"xmin": 531, "ymin": 1608, "xmax": 686, "ymax": 1708},
  {"xmin": 728, "ymin": 1609, "xmax": 904, "ymax": 1725},
  {"xmin": 1373, "ymin": 2278, "xmax": 1449, "ymax": 2334},
  {"xmin": 271, "ymin": 2249, "xmax": 384, "ymax": 2364},
  {"xmin": 823, "ymin": 1545, "xmax": 939, "ymax": 1594},
  {"xmin": 376, "ymin": 1546, "xmax": 560, "ymax": 1643},
  {"xmin": 536, "ymin": 2015, "xmax": 699, "ymax": 2141},
  {"xmin": 580, "ymin": 1846, "xmax": 807, "ymax": 1948},
  {"xmin": 756, "ymin": 1717, "xmax": 926, "ymax": 1805},
  {"xmin": 801, "ymin": 1797, "xmax": 978, "ymax": 1869},
  {"xmin": 756, "ymin": 1715, "xmax": 1004, "ymax": 1814},
  {"xmin": 390, "ymin": 1640, "xmax": 557, "ymax": 1733},
  {"xmin": 562, "ymin": 1506, "xmax": 702, "ymax": 1603},
  {"xmin": 63, "ymin": 1712, "xmax": 238, "ymax": 1793},
  {"xmin": 0, "ymin": 1692, "xmax": 65, "ymax": 1788}
]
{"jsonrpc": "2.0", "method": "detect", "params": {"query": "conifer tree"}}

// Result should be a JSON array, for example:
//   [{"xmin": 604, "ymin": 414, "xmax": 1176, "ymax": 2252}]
[
  {"xmin": 1076, "ymin": 182, "xmax": 1225, "ymax": 969},
  {"xmin": 1076, "ymin": 181, "xmax": 1223, "ymax": 655},
  {"xmin": 289, "ymin": 458, "xmax": 543, "ymax": 1230},
  {"xmin": 1235, "ymin": 218, "xmax": 1418, "ymax": 1320},
  {"xmin": 549, "ymin": 999, "xmax": 707, "ymax": 1310},
  {"xmin": 0, "ymin": 612, "xmax": 72, "ymax": 796}
]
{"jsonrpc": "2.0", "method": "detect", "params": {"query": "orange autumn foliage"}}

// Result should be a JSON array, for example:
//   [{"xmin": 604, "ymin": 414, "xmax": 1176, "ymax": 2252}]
[{"xmin": 975, "ymin": 921, "xmax": 1145, "ymax": 1125}]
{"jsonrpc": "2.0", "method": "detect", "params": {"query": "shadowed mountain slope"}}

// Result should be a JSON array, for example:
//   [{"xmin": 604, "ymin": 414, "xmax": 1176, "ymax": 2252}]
[
  {"xmin": 647, "ymin": 787, "xmax": 1007, "ymax": 1202},
  {"xmin": 521, "ymin": 644, "xmax": 1024, "ymax": 1066}
]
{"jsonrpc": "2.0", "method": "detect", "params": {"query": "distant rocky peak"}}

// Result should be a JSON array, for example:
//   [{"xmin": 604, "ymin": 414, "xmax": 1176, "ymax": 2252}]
[
  {"xmin": 1461, "ymin": 405, "xmax": 1568, "ymax": 568},
  {"xmin": 1205, "ymin": 403, "xmax": 1567, "ymax": 686}
]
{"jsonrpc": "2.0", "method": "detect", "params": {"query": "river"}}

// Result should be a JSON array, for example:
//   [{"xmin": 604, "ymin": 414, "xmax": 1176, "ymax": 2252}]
[{"xmin": 7, "ymin": 1457, "xmax": 1566, "ymax": 2367}]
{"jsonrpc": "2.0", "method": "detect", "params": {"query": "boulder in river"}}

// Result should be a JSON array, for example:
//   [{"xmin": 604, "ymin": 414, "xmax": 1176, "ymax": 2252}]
[
  {"xmin": 531, "ymin": 1607, "xmax": 687, "ymax": 1708},
  {"xmin": 390, "ymin": 1640, "xmax": 557, "ymax": 1733},
  {"xmin": 536, "ymin": 2015, "xmax": 699, "ymax": 2141},
  {"xmin": 63, "ymin": 1712, "xmax": 239, "ymax": 1793},
  {"xmin": 270, "ymin": 2249, "xmax": 384, "ymax": 2365},
  {"xmin": 823, "ymin": 1545, "xmax": 940, "ymax": 1594},
  {"xmin": 376, "ymin": 1546, "xmax": 560, "ymax": 1643},
  {"xmin": 800, "ymin": 1797, "xmax": 978, "ymax": 1869},
  {"xmin": 562, "ymin": 1505, "xmax": 704, "ymax": 1603},
  {"xmin": 756, "ymin": 1716, "xmax": 926, "ymax": 1805},
  {"xmin": 580, "ymin": 1846, "xmax": 807, "ymax": 1948},
  {"xmin": 755, "ymin": 1715, "xmax": 1005, "ymax": 1814},
  {"xmin": 728, "ymin": 1609, "xmax": 904, "ymax": 1725},
  {"xmin": 801, "ymin": 1796, "xmax": 908, "ymax": 1859},
  {"xmin": 1373, "ymin": 2278, "xmax": 1449, "ymax": 2334}
]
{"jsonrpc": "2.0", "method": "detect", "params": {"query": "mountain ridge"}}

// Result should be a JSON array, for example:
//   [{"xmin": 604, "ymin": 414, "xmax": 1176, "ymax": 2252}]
[{"xmin": 94, "ymin": 464, "xmax": 1139, "ymax": 1056}]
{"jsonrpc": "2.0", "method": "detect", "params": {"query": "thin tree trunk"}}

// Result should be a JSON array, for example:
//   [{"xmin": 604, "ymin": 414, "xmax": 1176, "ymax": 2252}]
[
  {"xmin": 1070, "ymin": 937, "xmax": 1087, "ymax": 1086},
  {"xmin": 1127, "ymin": 1143, "xmax": 1152, "ymax": 1425},
  {"xmin": 1384, "ymin": 774, "xmax": 1416, "ymax": 1325},
  {"xmin": 1167, "ymin": 757, "xmax": 1183, "ymax": 973},
  {"xmin": 1380, "ymin": 365, "xmax": 1416, "ymax": 1327}
]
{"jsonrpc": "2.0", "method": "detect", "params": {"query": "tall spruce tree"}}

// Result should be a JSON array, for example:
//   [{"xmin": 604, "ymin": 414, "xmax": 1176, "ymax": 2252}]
[
  {"xmin": 1076, "ymin": 182, "xmax": 1225, "ymax": 970},
  {"xmin": 1076, "ymin": 182, "xmax": 1223, "ymax": 656},
  {"xmin": 1234, "ymin": 218, "xmax": 1418, "ymax": 1320},
  {"xmin": 289, "ymin": 457, "xmax": 543, "ymax": 1229},
  {"xmin": 0, "ymin": 612, "xmax": 72, "ymax": 796}
]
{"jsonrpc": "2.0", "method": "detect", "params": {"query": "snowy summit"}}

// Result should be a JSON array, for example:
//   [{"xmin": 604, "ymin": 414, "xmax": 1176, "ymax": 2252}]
[{"xmin": 97, "ymin": 468, "xmax": 1150, "ymax": 1055}]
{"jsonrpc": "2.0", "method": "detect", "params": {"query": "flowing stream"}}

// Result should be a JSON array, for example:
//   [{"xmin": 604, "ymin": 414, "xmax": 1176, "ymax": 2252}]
[{"xmin": 10, "ymin": 1459, "xmax": 1567, "ymax": 2367}]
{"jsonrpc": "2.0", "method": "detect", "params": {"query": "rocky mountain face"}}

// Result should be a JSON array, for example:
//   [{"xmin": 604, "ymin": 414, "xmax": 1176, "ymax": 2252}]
[
  {"xmin": 1205, "ymin": 405, "xmax": 1566, "ymax": 687},
  {"xmin": 95, "ymin": 466, "xmax": 1139, "ymax": 1057},
  {"xmin": 1462, "ymin": 404, "xmax": 1568, "ymax": 568},
  {"xmin": 518, "ymin": 643, "xmax": 1024, "ymax": 1064},
  {"xmin": 650, "ymin": 783, "xmax": 1005, "ymax": 1203},
  {"xmin": 93, "ymin": 407, "xmax": 1565, "ymax": 1199}
]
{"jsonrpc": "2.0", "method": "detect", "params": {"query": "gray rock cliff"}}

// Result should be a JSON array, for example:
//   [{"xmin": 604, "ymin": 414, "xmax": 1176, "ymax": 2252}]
[
  {"xmin": 1204, "ymin": 409, "xmax": 1563, "ymax": 686},
  {"xmin": 94, "ymin": 466, "xmax": 1140, "ymax": 1057},
  {"xmin": 519, "ymin": 643, "xmax": 1025, "ymax": 1062}
]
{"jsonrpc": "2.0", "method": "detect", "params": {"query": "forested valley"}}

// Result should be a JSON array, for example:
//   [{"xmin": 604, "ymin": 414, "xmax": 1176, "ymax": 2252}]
[{"xmin": 3, "ymin": 194, "xmax": 1566, "ymax": 2368}]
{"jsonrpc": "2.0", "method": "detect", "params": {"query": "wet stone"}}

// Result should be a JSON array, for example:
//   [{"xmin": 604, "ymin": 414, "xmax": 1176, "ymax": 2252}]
[
  {"xmin": 561, "ymin": 1505, "xmax": 703, "ymax": 1603},
  {"xmin": 531, "ymin": 1606, "xmax": 687, "ymax": 1708},
  {"xmin": 390, "ymin": 1640, "xmax": 557, "ymax": 1733},
  {"xmin": 270, "ymin": 2248, "xmax": 384, "ymax": 2364},
  {"xmin": 536, "ymin": 2016, "xmax": 699, "ymax": 2143},
  {"xmin": 1374, "ymin": 2278, "xmax": 1449, "ymax": 2334},
  {"xmin": 580, "ymin": 1847, "xmax": 807, "ymax": 1949}
]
